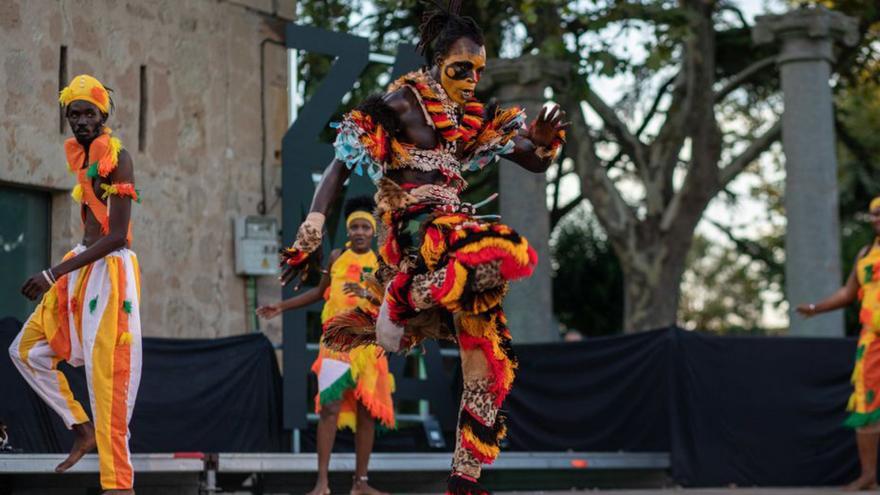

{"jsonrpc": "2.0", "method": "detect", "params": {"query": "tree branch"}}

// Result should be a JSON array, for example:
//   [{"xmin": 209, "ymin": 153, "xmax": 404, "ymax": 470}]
[
  {"xmin": 719, "ymin": 119, "xmax": 782, "ymax": 187},
  {"xmin": 584, "ymin": 86, "xmax": 650, "ymax": 171},
  {"xmin": 551, "ymin": 194, "xmax": 583, "ymax": 228},
  {"xmin": 550, "ymin": 160, "xmax": 564, "ymax": 213},
  {"xmin": 638, "ymin": 74, "xmax": 676, "ymax": 137},
  {"xmin": 719, "ymin": 4, "xmax": 749, "ymax": 29},
  {"xmin": 707, "ymin": 218, "xmax": 783, "ymax": 279},
  {"xmin": 648, "ymin": 70, "xmax": 692, "ymax": 210},
  {"xmin": 657, "ymin": 0, "xmax": 726, "ymax": 234},
  {"xmin": 564, "ymin": 93, "xmax": 636, "ymax": 238},
  {"xmin": 714, "ymin": 56, "xmax": 776, "ymax": 103}
]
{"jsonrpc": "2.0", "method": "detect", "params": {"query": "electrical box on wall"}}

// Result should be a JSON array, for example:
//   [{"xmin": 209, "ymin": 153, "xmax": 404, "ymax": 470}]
[{"xmin": 234, "ymin": 216, "xmax": 280, "ymax": 276}]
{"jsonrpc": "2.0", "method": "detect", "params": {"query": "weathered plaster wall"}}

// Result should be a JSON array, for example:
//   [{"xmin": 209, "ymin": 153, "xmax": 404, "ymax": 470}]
[{"xmin": 0, "ymin": 0, "xmax": 294, "ymax": 341}]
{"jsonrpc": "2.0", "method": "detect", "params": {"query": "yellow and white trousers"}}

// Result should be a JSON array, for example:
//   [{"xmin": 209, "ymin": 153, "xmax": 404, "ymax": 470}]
[{"xmin": 8, "ymin": 245, "xmax": 142, "ymax": 490}]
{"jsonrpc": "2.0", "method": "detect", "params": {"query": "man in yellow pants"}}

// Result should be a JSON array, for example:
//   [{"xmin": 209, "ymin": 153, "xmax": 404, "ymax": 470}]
[{"xmin": 9, "ymin": 74, "xmax": 142, "ymax": 494}]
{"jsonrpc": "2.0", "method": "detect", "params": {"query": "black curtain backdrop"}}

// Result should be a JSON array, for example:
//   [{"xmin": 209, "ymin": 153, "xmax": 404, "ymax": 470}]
[
  {"xmin": 505, "ymin": 328, "xmax": 672, "ymax": 452},
  {"xmin": 503, "ymin": 327, "xmax": 859, "ymax": 487},
  {"xmin": 669, "ymin": 330, "xmax": 857, "ymax": 486},
  {"xmin": 0, "ymin": 316, "xmax": 863, "ymax": 487},
  {"xmin": 0, "ymin": 317, "xmax": 284, "ymax": 454}
]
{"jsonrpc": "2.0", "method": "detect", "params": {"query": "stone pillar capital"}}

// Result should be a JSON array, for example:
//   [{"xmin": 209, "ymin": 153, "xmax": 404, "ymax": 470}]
[{"xmin": 753, "ymin": 5, "xmax": 859, "ymax": 65}]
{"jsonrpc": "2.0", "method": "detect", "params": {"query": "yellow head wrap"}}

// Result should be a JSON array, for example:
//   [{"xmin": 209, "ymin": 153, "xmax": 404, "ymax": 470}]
[
  {"xmin": 871, "ymin": 197, "xmax": 880, "ymax": 213},
  {"xmin": 346, "ymin": 211, "xmax": 376, "ymax": 230},
  {"xmin": 59, "ymin": 74, "xmax": 111, "ymax": 114}
]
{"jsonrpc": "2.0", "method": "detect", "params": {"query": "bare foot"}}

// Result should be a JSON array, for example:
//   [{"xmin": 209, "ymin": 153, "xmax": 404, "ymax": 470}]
[
  {"xmin": 844, "ymin": 473, "xmax": 878, "ymax": 491},
  {"xmin": 306, "ymin": 479, "xmax": 330, "ymax": 495},
  {"xmin": 351, "ymin": 479, "xmax": 388, "ymax": 495},
  {"xmin": 55, "ymin": 422, "xmax": 96, "ymax": 473}
]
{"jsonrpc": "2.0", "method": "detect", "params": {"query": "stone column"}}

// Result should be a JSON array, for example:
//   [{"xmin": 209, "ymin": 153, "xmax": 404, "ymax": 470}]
[
  {"xmin": 754, "ymin": 6, "xmax": 858, "ymax": 337},
  {"xmin": 480, "ymin": 55, "xmax": 569, "ymax": 343}
]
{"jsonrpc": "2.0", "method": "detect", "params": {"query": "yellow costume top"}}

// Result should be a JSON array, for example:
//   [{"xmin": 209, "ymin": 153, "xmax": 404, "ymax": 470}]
[
  {"xmin": 845, "ymin": 237, "xmax": 880, "ymax": 428},
  {"xmin": 320, "ymin": 248, "xmax": 378, "ymax": 323},
  {"xmin": 312, "ymin": 247, "xmax": 394, "ymax": 431},
  {"xmin": 858, "ymin": 239, "xmax": 880, "ymax": 332}
]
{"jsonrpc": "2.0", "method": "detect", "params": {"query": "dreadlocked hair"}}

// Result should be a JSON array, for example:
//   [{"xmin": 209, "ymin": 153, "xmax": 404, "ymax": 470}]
[
  {"xmin": 344, "ymin": 195, "xmax": 376, "ymax": 218},
  {"xmin": 417, "ymin": 0, "xmax": 484, "ymax": 66}
]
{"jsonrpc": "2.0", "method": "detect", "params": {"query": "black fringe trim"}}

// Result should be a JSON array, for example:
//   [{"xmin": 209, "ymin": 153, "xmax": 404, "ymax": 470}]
[
  {"xmin": 459, "ymin": 409, "xmax": 507, "ymax": 446},
  {"xmin": 446, "ymin": 473, "xmax": 491, "ymax": 495}
]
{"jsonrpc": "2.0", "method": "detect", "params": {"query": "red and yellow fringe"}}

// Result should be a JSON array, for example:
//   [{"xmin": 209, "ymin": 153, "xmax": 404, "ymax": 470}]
[
  {"xmin": 348, "ymin": 110, "xmax": 391, "ymax": 164},
  {"xmin": 457, "ymin": 311, "xmax": 517, "ymax": 406},
  {"xmin": 100, "ymin": 183, "xmax": 140, "ymax": 202},
  {"xmin": 395, "ymin": 72, "xmax": 485, "ymax": 146}
]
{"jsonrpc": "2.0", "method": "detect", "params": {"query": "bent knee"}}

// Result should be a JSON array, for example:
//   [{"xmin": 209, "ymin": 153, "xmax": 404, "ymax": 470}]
[{"xmin": 320, "ymin": 401, "xmax": 342, "ymax": 419}]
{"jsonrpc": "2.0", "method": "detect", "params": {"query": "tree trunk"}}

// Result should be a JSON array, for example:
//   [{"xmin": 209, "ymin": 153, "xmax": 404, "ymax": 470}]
[{"xmin": 616, "ymin": 225, "xmax": 694, "ymax": 333}]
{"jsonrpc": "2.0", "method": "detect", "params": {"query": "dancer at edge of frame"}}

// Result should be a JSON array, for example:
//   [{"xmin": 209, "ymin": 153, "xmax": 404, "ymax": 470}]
[
  {"xmin": 798, "ymin": 196, "xmax": 880, "ymax": 492},
  {"xmin": 259, "ymin": 196, "xmax": 395, "ymax": 495},
  {"xmin": 278, "ymin": 2, "xmax": 567, "ymax": 493},
  {"xmin": 9, "ymin": 74, "xmax": 142, "ymax": 495}
]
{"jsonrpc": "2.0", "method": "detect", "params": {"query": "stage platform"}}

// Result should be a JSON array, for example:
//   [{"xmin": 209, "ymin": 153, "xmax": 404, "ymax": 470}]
[{"xmin": 0, "ymin": 451, "xmax": 671, "ymax": 494}]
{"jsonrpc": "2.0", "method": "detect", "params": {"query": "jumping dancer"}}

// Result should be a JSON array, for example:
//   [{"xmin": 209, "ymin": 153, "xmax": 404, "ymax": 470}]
[{"xmin": 279, "ymin": 3, "xmax": 566, "ymax": 492}]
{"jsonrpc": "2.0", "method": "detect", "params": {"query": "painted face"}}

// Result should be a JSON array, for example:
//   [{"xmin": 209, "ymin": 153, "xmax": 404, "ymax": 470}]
[
  {"xmin": 437, "ymin": 37, "xmax": 486, "ymax": 106},
  {"xmin": 347, "ymin": 218, "xmax": 375, "ymax": 252},
  {"xmin": 66, "ymin": 100, "xmax": 105, "ymax": 143}
]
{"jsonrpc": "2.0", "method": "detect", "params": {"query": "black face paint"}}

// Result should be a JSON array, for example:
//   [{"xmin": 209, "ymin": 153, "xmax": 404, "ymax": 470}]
[
  {"xmin": 438, "ymin": 41, "xmax": 487, "ymax": 105},
  {"xmin": 444, "ymin": 61, "xmax": 483, "ymax": 82}
]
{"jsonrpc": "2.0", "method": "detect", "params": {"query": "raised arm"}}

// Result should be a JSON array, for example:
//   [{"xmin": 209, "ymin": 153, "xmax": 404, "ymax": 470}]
[
  {"xmin": 21, "ymin": 150, "xmax": 135, "ymax": 301},
  {"xmin": 281, "ymin": 92, "xmax": 406, "ymax": 287},
  {"xmin": 279, "ymin": 160, "xmax": 353, "ymax": 287},
  {"xmin": 796, "ymin": 247, "xmax": 866, "ymax": 317},
  {"xmin": 503, "ymin": 105, "xmax": 568, "ymax": 173},
  {"xmin": 310, "ymin": 159, "xmax": 353, "ymax": 217}
]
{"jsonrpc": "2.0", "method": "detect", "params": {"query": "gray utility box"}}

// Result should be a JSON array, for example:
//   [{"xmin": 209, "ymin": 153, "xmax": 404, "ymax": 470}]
[{"xmin": 234, "ymin": 215, "xmax": 280, "ymax": 276}]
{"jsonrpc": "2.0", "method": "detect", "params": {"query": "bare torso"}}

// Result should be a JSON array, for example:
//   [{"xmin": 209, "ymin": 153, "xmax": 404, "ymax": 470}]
[
  {"xmin": 75, "ymin": 153, "xmax": 116, "ymax": 248},
  {"xmin": 383, "ymin": 87, "xmax": 460, "ymax": 188}
]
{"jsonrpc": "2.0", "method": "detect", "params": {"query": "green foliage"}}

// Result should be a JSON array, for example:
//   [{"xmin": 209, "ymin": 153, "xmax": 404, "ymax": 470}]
[
  {"xmin": 679, "ymin": 234, "xmax": 783, "ymax": 335},
  {"xmin": 550, "ymin": 206, "xmax": 623, "ymax": 336}
]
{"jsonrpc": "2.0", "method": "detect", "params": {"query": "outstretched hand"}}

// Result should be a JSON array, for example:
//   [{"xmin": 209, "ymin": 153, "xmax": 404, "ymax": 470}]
[
  {"xmin": 21, "ymin": 273, "xmax": 52, "ymax": 301},
  {"xmin": 528, "ymin": 104, "xmax": 569, "ymax": 148},
  {"xmin": 256, "ymin": 303, "xmax": 283, "ymax": 320},
  {"xmin": 342, "ymin": 282, "xmax": 367, "ymax": 299},
  {"xmin": 279, "ymin": 248, "xmax": 322, "ymax": 289},
  {"xmin": 795, "ymin": 303, "xmax": 818, "ymax": 318}
]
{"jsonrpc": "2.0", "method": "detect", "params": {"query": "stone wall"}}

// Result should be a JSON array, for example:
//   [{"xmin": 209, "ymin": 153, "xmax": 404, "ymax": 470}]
[{"xmin": 0, "ymin": 0, "xmax": 295, "ymax": 341}]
